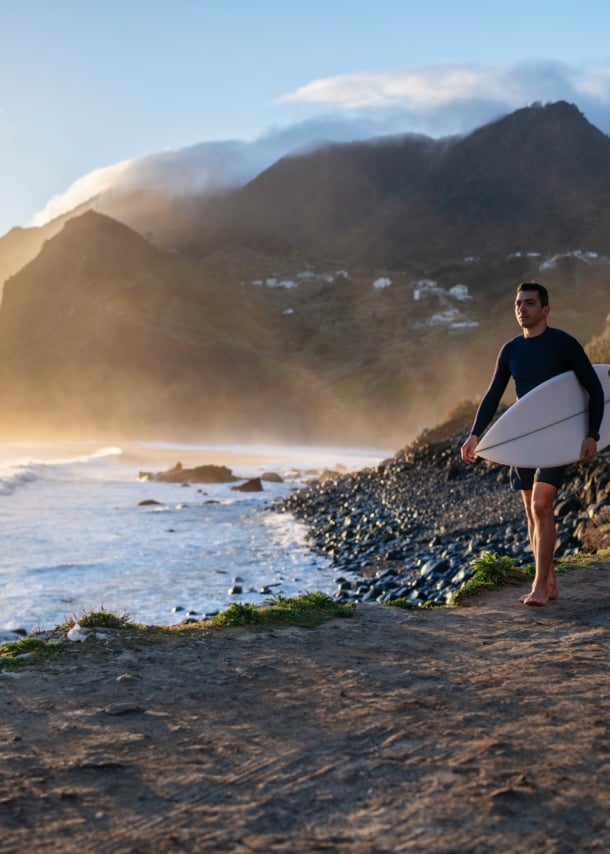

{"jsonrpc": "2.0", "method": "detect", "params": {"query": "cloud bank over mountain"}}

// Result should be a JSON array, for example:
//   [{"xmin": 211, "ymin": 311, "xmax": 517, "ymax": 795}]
[
  {"xmin": 32, "ymin": 60, "xmax": 610, "ymax": 228},
  {"xmin": 280, "ymin": 59, "xmax": 610, "ymax": 135}
]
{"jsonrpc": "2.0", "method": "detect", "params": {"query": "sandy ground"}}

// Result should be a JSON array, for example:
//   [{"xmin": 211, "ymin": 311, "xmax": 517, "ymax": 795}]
[{"xmin": 2, "ymin": 563, "xmax": 610, "ymax": 853}]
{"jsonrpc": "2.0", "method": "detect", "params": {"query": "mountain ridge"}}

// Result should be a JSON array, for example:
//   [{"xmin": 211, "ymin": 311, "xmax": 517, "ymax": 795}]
[
  {"xmin": 0, "ymin": 103, "xmax": 609, "ymax": 443},
  {"xmin": 3, "ymin": 101, "xmax": 610, "ymax": 284}
]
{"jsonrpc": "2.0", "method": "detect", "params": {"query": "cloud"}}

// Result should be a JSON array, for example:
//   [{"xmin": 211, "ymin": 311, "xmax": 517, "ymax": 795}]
[
  {"xmin": 31, "ymin": 60, "xmax": 610, "ymax": 227},
  {"xmin": 279, "ymin": 60, "xmax": 610, "ymax": 134},
  {"xmin": 31, "ymin": 118, "xmax": 402, "ymax": 227}
]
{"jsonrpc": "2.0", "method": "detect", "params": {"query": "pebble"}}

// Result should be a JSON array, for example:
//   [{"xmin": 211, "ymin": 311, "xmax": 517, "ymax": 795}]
[{"xmin": 276, "ymin": 429, "xmax": 610, "ymax": 607}]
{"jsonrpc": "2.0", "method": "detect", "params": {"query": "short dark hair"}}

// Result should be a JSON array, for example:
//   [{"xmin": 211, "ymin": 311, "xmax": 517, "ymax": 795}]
[{"xmin": 516, "ymin": 281, "xmax": 549, "ymax": 307}]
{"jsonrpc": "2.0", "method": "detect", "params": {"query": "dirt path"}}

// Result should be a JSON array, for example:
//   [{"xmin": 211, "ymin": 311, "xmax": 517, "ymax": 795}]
[{"xmin": 2, "ymin": 564, "xmax": 610, "ymax": 853}]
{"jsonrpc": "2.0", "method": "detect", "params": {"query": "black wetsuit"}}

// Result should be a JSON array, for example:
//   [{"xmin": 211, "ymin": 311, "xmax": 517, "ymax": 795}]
[{"xmin": 471, "ymin": 326, "xmax": 604, "ymax": 489}]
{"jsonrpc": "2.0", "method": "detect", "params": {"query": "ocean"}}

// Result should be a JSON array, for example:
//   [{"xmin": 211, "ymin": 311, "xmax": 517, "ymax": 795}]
[{"xmin": 0, "ymin": 440, "xmax": 388, "ymax": 635}]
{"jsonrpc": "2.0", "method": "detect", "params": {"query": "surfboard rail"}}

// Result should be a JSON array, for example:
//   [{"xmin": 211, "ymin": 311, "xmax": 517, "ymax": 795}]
[{"xmin": 475, "ymin": 364, "xmax": 610, "ymax": 467}]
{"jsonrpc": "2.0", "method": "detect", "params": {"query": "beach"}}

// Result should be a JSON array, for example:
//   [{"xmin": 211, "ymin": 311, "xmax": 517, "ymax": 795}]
[{"xmin": 2, "ymin": 561, "xmax": 610, "ymax": 853}]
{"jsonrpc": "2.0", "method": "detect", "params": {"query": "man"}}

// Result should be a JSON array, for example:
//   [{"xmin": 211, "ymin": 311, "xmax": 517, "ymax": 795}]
[{"xmin": 461, "ymin": 282, "xmax": 604, "ymax": 606}]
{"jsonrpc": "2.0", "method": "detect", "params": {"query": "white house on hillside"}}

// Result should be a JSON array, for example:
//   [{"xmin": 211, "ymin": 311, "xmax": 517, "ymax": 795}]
[
  {"xmin": 449, "ymin": 284, "xmax": 470, "ymax": 300},
  {"xmin": 413, "ymin": 279, "xmax": 442, "ymax": 300}
]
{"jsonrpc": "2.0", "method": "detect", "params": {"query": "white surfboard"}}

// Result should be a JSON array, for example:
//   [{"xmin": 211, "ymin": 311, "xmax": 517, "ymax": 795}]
[{"xmin": 475, "ymin": 363, "xmax": 610, "ymax": 467}]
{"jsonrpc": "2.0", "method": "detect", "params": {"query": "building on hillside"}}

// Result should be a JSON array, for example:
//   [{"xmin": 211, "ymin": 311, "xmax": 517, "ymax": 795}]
[
  {"xmin": 448, "ymin": 284, "xmax": 470, "ymax": 300},
  {"xmin": 413, "ymin": 279, "xmax": 442, "ymax": 300},
  {"xmin": 373, "ymin": 277, "xmax": 392, "ymax": 290}
]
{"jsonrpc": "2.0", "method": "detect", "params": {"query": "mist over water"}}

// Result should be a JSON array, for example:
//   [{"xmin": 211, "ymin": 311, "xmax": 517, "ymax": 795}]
[{"xmin": 0, "ymin": 439, "xmax": 390, "ymax": 634}]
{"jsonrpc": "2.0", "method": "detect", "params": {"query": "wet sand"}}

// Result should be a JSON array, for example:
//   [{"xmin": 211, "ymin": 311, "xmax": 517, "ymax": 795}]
[{"xmin": 1, "ymin": 562, "xmax": 610, "ymax": 853}]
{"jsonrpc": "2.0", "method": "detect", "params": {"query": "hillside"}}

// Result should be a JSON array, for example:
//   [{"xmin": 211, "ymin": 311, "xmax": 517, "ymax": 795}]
[
  {"xmin": 0, "ymin": 207, "xmax": 607, "ymax": 445},
  {"xmin": 4, "ymin": 101, "xmax": 610, "ymax": 283},
  {"xmin": 0, "ymin": 102, "xmax": 609, "ymax": 444},
  {"xmin": 158, "ymin": 101, "xmax": 610, "ymax": 265},
  {"xmin": 0, "ymin": 212, "xmax": 339, "ymax": 440}
]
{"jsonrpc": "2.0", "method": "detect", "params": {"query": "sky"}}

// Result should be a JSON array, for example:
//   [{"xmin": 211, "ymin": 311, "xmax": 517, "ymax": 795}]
[{"xmin": 2, "ymin": 0, "xmax": 610, "ymax": 237}]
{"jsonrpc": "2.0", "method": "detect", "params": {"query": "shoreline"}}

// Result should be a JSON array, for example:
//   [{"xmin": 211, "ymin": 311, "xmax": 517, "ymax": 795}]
[{"xmin": 1, "ymin": 441, "xmax": 390, "ymax": 636}]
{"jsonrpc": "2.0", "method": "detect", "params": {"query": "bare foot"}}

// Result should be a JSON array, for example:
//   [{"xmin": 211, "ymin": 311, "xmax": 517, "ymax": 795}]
[
  {"xmin": 548, "ymin": 581, "xmax": 559, "ymax": 600},
  {"xmin": 522, "ymin": 591, "xmax": 549, "ymax": 607},
  {"xmin": 519, "ymin": 580, "xmax": 558, "ymax": 604}
]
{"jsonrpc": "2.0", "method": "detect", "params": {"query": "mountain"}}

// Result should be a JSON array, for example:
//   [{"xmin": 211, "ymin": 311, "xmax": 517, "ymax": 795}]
[
  {"xmin": 0, "ymin": 201, "xmax": 94, "ymax": 295},
  {"xmin": 182, "ymin": 101, "xmax": 610, "ymax": 265},
  {"xmin": 1, "ymin": 102, "xmax": 609, "ymax": 445},
  {"xmin": 0, "ymin": 206, "xmax": 608, "ymax": 446},
  {"xmin": 3, "ymin": 101, "xmax": 610, "ymax": 282},
  {"xmin": 0, "ymin": 212, "xmax": 340, "ymax": 440}
]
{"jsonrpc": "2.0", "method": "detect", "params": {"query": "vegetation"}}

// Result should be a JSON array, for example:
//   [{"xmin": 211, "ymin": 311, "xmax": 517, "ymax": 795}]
[
  {"xmin": 211, "ymin": 592, "xmax": 354, "ymax": 629},
  {"xmin": 586, "ymin": 312, "xmax": 610, "ymax": 363},
  {"xmin": 579, "ymin": 506, "xmax": 610, "ymax": 553},
  {"xmin": 64, "ymin": 607, "xmax": 133, "ymax": 630},
  {"xmin": 555, "ymin": 547, "xmax": 610, "ymax": 571},
  {"xmin": 451, "ymin": 551, "xmax": 532, "ymax": 604},
  {"xmin": 411, "ymin": 398, "xmax": 480, "ymax": 446},
  {"xmin": 0, "ymin": 636, "xmax": 62, "ymax": 671}
]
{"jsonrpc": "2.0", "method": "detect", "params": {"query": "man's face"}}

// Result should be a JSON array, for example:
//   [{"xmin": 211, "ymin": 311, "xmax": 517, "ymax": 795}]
[{"xmin": 515, "ymin": 290, "xmax": 549, "ymax": 330}]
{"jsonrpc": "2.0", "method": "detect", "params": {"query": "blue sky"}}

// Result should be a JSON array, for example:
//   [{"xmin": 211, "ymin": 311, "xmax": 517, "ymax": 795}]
[{"xmin": 2, "ymin": 0, "xmax": 610, "ymax": 236}]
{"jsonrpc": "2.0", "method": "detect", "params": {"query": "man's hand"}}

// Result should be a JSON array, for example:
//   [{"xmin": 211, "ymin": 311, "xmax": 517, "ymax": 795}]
[
  {"xmin": 580, "ymin": 436, "xmax": 598, "ymax": 463},
  {"xmin": 461, "ymin": 434, "xmax": 479, "ymax": 463}
]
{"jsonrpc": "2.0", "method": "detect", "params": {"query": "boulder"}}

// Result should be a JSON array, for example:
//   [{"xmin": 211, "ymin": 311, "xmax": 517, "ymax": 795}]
[
  {"xmin": 232, "ymin": 478, "xmax": 264, "ymax": 493},
  {"xmin": 140, "ymin": 463, "xmax": 238, "ymax": 484}
]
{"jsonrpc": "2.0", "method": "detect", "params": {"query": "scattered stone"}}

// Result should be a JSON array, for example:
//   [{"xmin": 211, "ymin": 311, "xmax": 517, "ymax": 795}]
[
  {"xmin": 67, "ymin": 624, "xmax": 91, "ymax": 642},
  {"xmin": 140, "ymin": 463, "xmax": 238, "ymax": 484},
  {"xmin": 138, "ymin": 499, "xmax": 162, "ymax": 506},
  {"xmin": 261, "ymin": 471, "xmax": 284, "ymax": 483},
  {"xmin": 232, "ymin": 477, "xmax": 263, "ymax": 492},
  {"xmin": 276, "ymin": 428, "xmax": 610, "ymax": 608},
  {"xmin": 103, "ymin": 704, "xmax": 144, "ymax": 716},
  {"xmin": 228, "ymin": 585, "xmax": 243, "ymax": 595},
  {"xmin": 79, "ymin": 756, "xmax": 126, "ymax": 770},
  {"xmin": 116, "ymin": 673, "xmax": 138, "ymax": 683},
  {"xmin": 0, "ymin": 629, "xmax": 26, "ymax": 643}
]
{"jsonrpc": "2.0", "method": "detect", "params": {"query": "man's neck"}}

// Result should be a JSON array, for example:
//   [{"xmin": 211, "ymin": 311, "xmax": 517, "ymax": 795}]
[{"xmin": 523, "ymin": 321, "xmax": 548, "ymax": 339}]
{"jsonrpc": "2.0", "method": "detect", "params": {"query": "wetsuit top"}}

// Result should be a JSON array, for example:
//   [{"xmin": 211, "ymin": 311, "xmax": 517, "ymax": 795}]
[{"xmin": 471, "ymin": 326, "xmax": 605, "ymax": 439}]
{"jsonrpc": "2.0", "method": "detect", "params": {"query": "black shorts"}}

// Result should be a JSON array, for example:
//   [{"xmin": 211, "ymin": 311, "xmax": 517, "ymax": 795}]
[{"xmin": 509, "ymin": 465, "xmax": 567, "ymax": 492}]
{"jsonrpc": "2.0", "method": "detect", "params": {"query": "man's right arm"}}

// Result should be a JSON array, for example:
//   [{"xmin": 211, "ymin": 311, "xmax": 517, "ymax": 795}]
[{"xmin": 461, "ymin": 348, "xmax": 511, "ymax": 464}]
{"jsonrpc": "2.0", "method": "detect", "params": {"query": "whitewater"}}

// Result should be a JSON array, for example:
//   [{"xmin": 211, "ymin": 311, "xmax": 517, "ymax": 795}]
[{"xmin": 0, "ymin": 441, "xmax": 388, "ymax": 635}]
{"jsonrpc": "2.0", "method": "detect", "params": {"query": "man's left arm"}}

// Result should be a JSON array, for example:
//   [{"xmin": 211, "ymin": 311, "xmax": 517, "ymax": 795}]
[{"xmin": 570, "ymin": 341, "xmax": 605, "ymax": 462}]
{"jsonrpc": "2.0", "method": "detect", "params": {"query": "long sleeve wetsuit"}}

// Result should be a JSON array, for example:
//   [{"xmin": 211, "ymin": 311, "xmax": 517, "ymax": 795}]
[{"xmin": 471, "ymin": 326, "xmax": 604, "ymax": 440}]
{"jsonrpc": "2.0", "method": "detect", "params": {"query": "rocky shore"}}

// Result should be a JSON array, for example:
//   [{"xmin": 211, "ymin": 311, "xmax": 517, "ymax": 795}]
[{"xmin": 279, "ymin": 427, "xmax": 610, "ymax": 606}]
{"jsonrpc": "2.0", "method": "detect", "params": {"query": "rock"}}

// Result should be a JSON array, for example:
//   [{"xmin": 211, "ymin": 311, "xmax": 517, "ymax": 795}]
[
  {"xmin": 276, "ymin": 431, "xmax": 610, "ymax": 609},
  {"xmin": 141, "ymin": 463, "xmax": 238, "ymax": 484},
  {"xmin": 228, "ymin": 585, "xmax": 243, "ymax": 595},
  {"xmin": 116, "ymin": 673, "xmax": 138, "ymax": 683},
  {"xmin": 232, "ymin": 478, "xmax": 263, "ymax": 493},
  {"xmin": 138, "ymin": 499, "xmax": 162, "ymax": 506},
  {"xmin": 0, "ymin": 629, "xmax": 26, "ymax": 643},
  {"xmin": 261, "ymin": 471, "xmax": 284, "ymax": 483},
  {"xmin": 67, "ymin": 624, "xmax": 91, "ymax": 642}
]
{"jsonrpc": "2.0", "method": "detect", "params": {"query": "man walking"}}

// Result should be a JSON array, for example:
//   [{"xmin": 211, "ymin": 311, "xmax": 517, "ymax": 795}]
[{"xmin": 461, "ymin": 282, "xmax": 604, "ymax": 606}]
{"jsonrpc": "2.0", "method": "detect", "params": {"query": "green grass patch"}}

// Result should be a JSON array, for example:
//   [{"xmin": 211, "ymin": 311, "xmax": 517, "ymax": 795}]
[
  {"xmin": 451, "ymin": 551, "xmax": 531, "ymax": 604},
  {"xmin": 555, "ymin": 547, "xmax": 610, "ymax": 571},
  {"xmin": 0, "ymin": 636, "xmax": 62, "ymax": 671},
  {"xmin": 211, "ymin": 592, "xmax": 354, "ymax": 629},
  {"xmin": 62, "ymin": 607, "xmax": 133, "ymax": 630}
]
